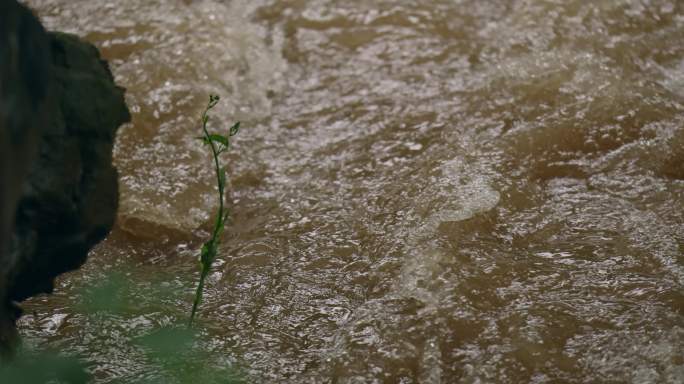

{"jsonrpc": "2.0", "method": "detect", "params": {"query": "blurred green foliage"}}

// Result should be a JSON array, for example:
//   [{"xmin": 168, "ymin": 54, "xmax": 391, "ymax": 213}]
[
  {"xmin": 0, "ymin": 349, "xmax": 90, "ymax": 384},
  {"xmin": 2, "ymin": 270, "xmax": 244, "ymax": 383}
]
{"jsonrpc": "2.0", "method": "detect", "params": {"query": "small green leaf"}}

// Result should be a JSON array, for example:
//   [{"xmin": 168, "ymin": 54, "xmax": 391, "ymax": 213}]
[
  {"xmin": 229, "ymin": 122, "xmax": 240, "ymax": 137},
  {"xmin": 208, "ymin": 94, "xmax": 220, "ymax": 108},
  {"xmin": 206, "ymin": 134, "xmax": 229, "ymax": 147}
]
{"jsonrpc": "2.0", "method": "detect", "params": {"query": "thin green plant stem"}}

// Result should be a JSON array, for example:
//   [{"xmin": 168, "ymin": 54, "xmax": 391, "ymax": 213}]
[{"xmin": 189, "ymin": 94, "xmax": 240, "ymax": 327}]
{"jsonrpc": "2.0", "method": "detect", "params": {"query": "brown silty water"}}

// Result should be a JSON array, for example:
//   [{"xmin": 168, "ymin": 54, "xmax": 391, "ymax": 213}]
[{"xmin": 19, "ymin": 0, "xmax": 684, "ymax": 382}]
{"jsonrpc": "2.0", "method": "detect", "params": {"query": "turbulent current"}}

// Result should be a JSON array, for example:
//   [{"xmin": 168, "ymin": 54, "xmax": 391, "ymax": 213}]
[{"xmin": 19, "ymin": 0, "xmax": 684, "ymax": 383}]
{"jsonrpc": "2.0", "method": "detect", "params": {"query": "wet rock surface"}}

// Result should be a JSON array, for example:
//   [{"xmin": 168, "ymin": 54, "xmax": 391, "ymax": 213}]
[
  {"xmin": 0, "ymin": 0, "xmax": 52, "ymax": 352},
  {"xmin": 0, "ymin": 0, "xmax": 129, "ymax": 352}
]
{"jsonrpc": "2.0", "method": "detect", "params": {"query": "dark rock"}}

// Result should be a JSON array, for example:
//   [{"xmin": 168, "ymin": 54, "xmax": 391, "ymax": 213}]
[
  {"xmin": 0, "ymin": 0, "xmax": 51, "ymax": 352},
  {"xmin": 0, "ymin": 0, "xmax": 130, "ymax": 353}
]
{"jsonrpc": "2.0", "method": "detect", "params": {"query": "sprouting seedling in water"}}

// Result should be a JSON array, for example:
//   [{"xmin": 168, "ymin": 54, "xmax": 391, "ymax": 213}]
[{"xmin": 189, "ymin": 94, "xmax": 240, "ymax": 327}]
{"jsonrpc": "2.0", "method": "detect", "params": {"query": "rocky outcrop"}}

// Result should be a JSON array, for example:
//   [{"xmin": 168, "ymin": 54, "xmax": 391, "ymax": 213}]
[
  {"xmin": 0, "ymin": 0, "xmax": 52, "ymax": 352},
  {"xmin": 0, "ymin": 0, "xmax": 130, "ymax": 353}
]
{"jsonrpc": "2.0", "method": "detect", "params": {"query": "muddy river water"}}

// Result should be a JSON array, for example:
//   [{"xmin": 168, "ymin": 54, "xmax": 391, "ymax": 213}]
[{"xmin": 19, "ymin": 0, "xmax": 684, "ymax": 382}]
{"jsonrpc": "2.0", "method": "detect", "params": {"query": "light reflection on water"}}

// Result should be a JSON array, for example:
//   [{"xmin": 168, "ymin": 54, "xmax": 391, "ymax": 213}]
[{"xmin": 20, "ymin": 0, "xmax": 684, "ymax": 382}]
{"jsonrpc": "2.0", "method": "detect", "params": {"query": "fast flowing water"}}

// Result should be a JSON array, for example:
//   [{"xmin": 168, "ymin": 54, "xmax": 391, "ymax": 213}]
[{"xmin": 18, "ymin": 0, "xmax": 684, "ymax": 382}]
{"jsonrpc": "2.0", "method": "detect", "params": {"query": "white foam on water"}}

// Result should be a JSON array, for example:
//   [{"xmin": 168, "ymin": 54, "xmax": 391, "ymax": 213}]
[
  {"xmin": 33, "ymin": 0, "xmax": 288, "ymax": 234},
  {"xmin": 396, "ymin": 157, "xmax": 500, "ymax": 383}
]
